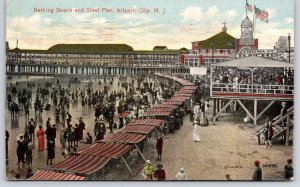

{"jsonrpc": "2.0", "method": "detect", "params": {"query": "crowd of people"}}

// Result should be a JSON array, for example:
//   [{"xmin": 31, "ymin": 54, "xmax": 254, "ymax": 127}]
[
  {"xmin": 6, "ymin": 71, "xmax": 294, "ymax": 180},
  {"xmin": 7, "ymin": 74, "xmax": 193, "ymax": 178},
  {"xmin": 211, "ymin": 67, "xmax": 294, "ymax": 93}
]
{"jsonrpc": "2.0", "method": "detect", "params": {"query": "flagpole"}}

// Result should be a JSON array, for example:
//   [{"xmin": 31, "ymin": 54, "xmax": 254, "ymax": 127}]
[
  {"xmin": 253, "ymin": 10, "xmax": 255, "ymax": 38},
  {"xmin": 246, "ymin": 0, "xmax": 248, "ymax": 17}
]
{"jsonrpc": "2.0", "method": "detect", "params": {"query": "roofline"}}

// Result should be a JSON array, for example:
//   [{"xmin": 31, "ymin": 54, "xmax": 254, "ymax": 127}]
[{"xmin": 8, "ymin": 50, "xmax": 181, "ymax": 55}]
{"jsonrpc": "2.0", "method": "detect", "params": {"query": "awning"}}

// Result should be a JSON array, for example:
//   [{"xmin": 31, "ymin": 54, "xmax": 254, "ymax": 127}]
[
  {"xmin": 51, "ymin": 154, "xmax": 110, "ymax": 175},
  {"xmin": 144, "ymin": 108, "xmax": 172, "ymax": 116},
  {"xmin": 152, "ymin": 104, "xmax": 179, "ymax": 110},
  {"xmin": 147, "ymin": 107, "xmax": 175, "ymax": 112},
  {"xmin": 120, "ymin": 125, "xmax": 156, "ymax": 134},
  {"xmin": 175, "ymin": 93, "xmax": 193, "ymax": 97},
  {"xmin": 101, "ymin": 132, "xmax": 146, "ymax": 144},
  {"xmin": 171, "ymin": 95, "xmax": 191, "ymax": 101},
  {"xmin": 181, "ymin": 86, "xmax": 198, "ymax": 90},
  {"xmin": 161, "ymin": 100, "xmax": 184, "ymax": 106},
  {"xmin": 176, "ymin": 89, "xmax": 196, "ymax": 94},
  {"xmin": 77, "ymin": 142, "xmax": 134, "ymax": 158},
  {"xmin": 28, "ymin": 170, "xmax": 86, "ymax": 180},
  {"xmin": 128, "ymin": 119, "xmax": 164, "ymax": 126},
  {"xmin": 155, "ymin": 73, "xmax": 195, "ymax": 86},
  {"xmin": 178, "ymin": 81, "xmax": 195, "ymax": 86}
]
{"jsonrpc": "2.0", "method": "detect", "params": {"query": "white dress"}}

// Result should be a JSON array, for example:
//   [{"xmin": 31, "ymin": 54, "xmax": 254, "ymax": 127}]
[
  {"xmin": 194, "ymin": 105, "xmax": 201, "ymax": 120},
  {"xmin": 193, "ymin": 125, "xmax": 200, "ymax": 142}
]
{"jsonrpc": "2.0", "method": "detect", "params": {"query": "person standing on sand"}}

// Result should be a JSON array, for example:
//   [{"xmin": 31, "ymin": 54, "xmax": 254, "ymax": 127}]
[
  {"xmin": 156, "ymin": 135, "xmax": 163, "ymax": 161},
  {"xmin": 252, "ymin": 160, "xmax": 262, "ymax": 181},
  {"xmin": 175, "ymin": 168, "xmax": 187, "ymax": 180},
  {"xmin": 142, "ymin": 160, "xmax": 155, "ymax": 180},
  {"xmin": 36, "ymin": 125, "xmax": 45, "ymax": 151},
  {"xmin": 154, "ymin": 164, "xmax": 166, "ymax": 180},
  {"xmin": 47, "ymin": 137, "xmax": 55, "ymax": 165},
  {"xmin": 284, "ymin": 159, "xmax": 293, "ymax": 180},
  {"xmin": 264, "ymin": 120, "xmax": 274, "ymax": 148},
  {"xmin": 192, "ymin": 121, "xmax": 200, "ymax": 142}
]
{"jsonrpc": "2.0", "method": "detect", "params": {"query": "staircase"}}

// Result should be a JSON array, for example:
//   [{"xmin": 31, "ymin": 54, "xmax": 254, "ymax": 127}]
[{"xmin": 256, "ymin": 106, "xmax": 294, "ymax": 146}]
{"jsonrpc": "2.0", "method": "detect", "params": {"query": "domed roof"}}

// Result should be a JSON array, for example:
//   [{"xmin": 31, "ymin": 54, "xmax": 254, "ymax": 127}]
[{"xmin": 241, "ymin": 16, "xmax": 253, "ymax": 27}]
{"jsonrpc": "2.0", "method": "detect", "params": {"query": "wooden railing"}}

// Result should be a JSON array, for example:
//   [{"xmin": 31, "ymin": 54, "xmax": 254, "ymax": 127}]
[
  {"xmin": 212, "ymin": 83, "xmax": 294, "ymax": 95},
  {"xmin": 256, "ymin": 106, "xmax": 294, "ymax": 145}
]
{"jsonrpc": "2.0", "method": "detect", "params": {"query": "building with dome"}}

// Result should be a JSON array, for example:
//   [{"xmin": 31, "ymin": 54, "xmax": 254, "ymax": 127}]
[
  {"xmin": 236, "ymin": 16, "xmax": 258, "ymax": 51},
  {"xmin": 181, "ymin": 16, "xmax": 259, "ymax": 67}
]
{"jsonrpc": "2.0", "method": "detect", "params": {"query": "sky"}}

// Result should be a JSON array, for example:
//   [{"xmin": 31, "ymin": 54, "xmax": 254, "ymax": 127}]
[{"xmin": 6, "ymin": 0, "xmax": 294, "ymax": 50}]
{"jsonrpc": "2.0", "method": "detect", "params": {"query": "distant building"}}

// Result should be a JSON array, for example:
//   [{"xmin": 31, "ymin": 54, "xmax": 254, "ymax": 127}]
[
  {"xmin": 181, "ymin": 15, "xmax": 260, "ymax": 67},
  {"xmin": 6, "ymin": 44, "xmax": 186, "ymax": 73},
  {"xmin": 275, "ymin": 36, "xmax": 289, "ymax": 53},
  {"xmin": 153, "ymin": 46, "xmax": 168, "ymax": 51},
  {"xmin": 182, "ymin": 24, "xmax": 236, "ymax": 67}
]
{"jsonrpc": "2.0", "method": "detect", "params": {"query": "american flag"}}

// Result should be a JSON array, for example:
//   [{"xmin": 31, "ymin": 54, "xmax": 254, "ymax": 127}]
[
  {"xmin": 246, "ymin": 1, "xmax": 253, "ymax": 11},
  {"xmin": 254, "ymin": 5, "xmax": 269, "ymax": 23},
  {"xmin": 257, "ymin": 10, "xmax": 268, "ymax": 19}
]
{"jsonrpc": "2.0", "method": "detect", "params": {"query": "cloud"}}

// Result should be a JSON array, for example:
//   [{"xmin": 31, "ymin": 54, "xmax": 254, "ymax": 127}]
[
  {"xmin": 285, "ymin": 17, "xmax": 294, "ymax": 24},
  {"xmin": 180, "ymin": 6, "xmax": 204, "ymax": 23},
  {"xmin": 207, "ymin": 5, "xmax": 219, "ymax": 17},
  {"xmin": 265, "ymin": 7, "xmax": 277, "ymax": 20},
  {"xmin": 255, "ymin": 21, "xmax": 294, "ymax": 48},
  {"xmin": 6, "ymin": 5, "xmax": 293, "ymax": 51},
  {"xmin": 226, "ymin": 9, "xmax": 237, "ymax": 18}
]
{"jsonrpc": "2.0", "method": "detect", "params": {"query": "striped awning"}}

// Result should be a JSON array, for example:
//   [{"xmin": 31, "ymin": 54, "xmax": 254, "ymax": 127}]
[
  {"xmin": 181, "ymin": 86, "xmax": 198, "ymax": 90},
  {"xmin": 174, "ymin": 79, "xmax": 195, "ymax": 86},
  {"xmin": 77, "ymin": 142, "xmax": 134, "ymax": 158},
  {"xmin": 120, "ymin": 125, "xmax": 156, "ymax": 134},
  {"xmin": 151, "ymin": 104, "xmax": 178, "ymax": 110},
  {"xmin": 161, "ymin": 100, "xmax": 184, "ymax": 106},
  {"xmin": 50, "ymin": 155, "xmax": 110, "ymax": 175},
  {"xmin": 28, "ymin": 170, "xmax": 86, "ymax": 180},
  {"xmin": 155, "ymin": 73, "xmax": 195, "ymax": 86},
  {"xmin": 171, "ymin": 96, "xmax": 191, "ymax": 101},
  {"xmin": 144, "ymin": 109, "xmax": 172, "ymax": 116},
  {"xmin": 174, "ymin": 94, "xmax": 193, "ymax": 98},
  {"xmin": 175, "ymin": 93, "xmax": 193, "ymax": 97},
  {"xmin": 128, "ymin": 119, "xmax": 164, "ymax": 126},
  {"xmin": 177, "ymin": 89, "xmax": 196, "ymax": 94},
  {"xmin": 101, "ymin": 132, "xmax": 146, "ymax": 144},
  {"xmin": 147, "ymin": 107, "xmax": 174, "ymax": 112}
]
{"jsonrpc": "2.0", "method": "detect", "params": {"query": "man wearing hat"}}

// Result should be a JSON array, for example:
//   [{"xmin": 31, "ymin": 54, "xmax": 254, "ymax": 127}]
[
  {"xmin": 175, "ymin": 168, "xmax": 187, "ymax": 180},
  {"xmin": 142, "ymin": 160, "xmax": 155, "ymax": 180},
  {"xmin": 154, "ymin": 164, "xmax": 166, "ymax": 180}
]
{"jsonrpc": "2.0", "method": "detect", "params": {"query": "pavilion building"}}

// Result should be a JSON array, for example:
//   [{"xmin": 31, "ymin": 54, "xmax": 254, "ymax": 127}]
[
  {"xmin": 6, "ymin": 44, "xmax": 189, "ymax": 75},
  {"xmin": 182, "ymin": 16, "xmax": 259, "ymax": 67}
]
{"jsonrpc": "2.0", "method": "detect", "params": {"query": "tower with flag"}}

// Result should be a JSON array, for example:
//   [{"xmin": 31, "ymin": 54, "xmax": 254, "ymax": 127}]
[{"xmin": 235, "ymin": 0, "xmax": 259, "ymax": 52}]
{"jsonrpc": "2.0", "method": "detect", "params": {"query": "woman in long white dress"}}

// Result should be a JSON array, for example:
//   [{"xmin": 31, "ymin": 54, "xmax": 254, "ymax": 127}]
[{"xmin": 193, "ymin": 123, "xmax": 200, "ymax": 142}]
